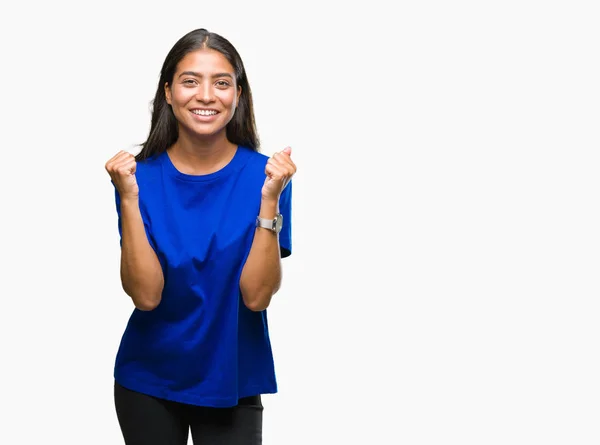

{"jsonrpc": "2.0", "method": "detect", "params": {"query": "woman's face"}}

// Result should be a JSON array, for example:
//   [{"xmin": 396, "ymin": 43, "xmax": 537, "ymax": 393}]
[{"xmin": 165, "ymin": 49, "xmax": 241, "ymax": 139}]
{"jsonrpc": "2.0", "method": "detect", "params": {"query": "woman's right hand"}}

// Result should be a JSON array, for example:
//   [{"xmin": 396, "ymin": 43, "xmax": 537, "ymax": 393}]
[{"xmin": 105, "ymin": 151, "xmax": 139, "ymax": 200}]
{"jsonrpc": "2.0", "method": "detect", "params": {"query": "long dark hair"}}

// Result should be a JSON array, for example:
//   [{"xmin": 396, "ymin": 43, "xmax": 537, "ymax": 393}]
[{"xmin": 136, "ymin": 28, "xmax": 259, "ymax": 161}]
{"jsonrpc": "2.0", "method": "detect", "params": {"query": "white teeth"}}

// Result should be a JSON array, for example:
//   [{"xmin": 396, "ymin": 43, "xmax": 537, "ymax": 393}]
[{"xmin": 192, "ymin": 110, "xmax": 217, "ymax": 116}]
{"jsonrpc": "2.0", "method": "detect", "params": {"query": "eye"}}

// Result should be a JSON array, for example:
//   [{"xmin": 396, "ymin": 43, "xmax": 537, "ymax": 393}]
[
  {"xmin": 182, "ymin": 79, "xmax": 197, "ymax": 86},
  {"xmin": 215, "ymin": 80, "xmax": 231, "ymax": 88}
]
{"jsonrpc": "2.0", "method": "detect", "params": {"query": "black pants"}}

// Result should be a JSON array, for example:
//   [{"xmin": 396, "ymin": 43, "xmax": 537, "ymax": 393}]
[{"xmin": 114, "ymin": 382, "xmax": 263, "ymax": 445}]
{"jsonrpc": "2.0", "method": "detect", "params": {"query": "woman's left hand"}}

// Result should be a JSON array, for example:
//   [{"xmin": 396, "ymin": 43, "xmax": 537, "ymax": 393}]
[{"xmin": 262, "ymin": 146, "xmax": 296, "ymax": 202}]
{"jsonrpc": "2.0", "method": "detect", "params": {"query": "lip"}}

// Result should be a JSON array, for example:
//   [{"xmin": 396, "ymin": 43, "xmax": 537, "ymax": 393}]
[{"xmin": 190, "ymin": 108, "xmax": 220, "ymax": 122}]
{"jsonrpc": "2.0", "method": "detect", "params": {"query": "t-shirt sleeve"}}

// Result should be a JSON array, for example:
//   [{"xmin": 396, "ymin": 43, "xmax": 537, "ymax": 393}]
[
  {"xmin": 113, "ymin": 184, "xmax": 158, "ymax": 252},
  {"xmin": 278, "ymin": 180, "xmax": 293, "ymax": 258}
]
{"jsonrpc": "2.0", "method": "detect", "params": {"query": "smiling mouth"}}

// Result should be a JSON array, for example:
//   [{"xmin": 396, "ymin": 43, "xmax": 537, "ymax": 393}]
[{"xmin": 191, "ymin": 109, "xmax": 219, "ymax": 116}]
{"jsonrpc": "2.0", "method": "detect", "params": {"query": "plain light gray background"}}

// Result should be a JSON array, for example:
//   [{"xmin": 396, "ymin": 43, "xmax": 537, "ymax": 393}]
[{"xmin": 0, "ymin": 1, "xmax": 598, "ymax": 444}]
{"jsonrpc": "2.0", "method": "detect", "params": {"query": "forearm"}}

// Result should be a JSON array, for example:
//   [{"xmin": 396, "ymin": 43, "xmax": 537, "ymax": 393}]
[
  {"xmin": 119, "ymin": 198, "xmax": 164, "ymax": 311},
  {"xmin": 239, "ymin": 199, "xmax": 282, "ymax": 311}
]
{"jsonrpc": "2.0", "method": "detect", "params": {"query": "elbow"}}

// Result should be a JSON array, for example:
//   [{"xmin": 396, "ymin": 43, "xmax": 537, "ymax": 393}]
[
  {"xmin": 239, "ymin": 273, "xmax": 281, "ymax": 312},
  {"xmin": 244, "ymin": 298, "xmax": 270, "ymax": 312},
  {"xmin": 123, "ymin": 284, "xmax": 162, "ymax": 311},
  {"xmin": 241, "ymin": 286, "xmax": 278, "ymax": 312},
  {"xmin": 134, "ymin": 296, "xmax": 161, "ymax": 311}
]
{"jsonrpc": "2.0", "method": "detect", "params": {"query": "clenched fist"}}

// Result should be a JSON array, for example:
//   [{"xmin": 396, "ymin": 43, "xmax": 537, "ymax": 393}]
[
  {"xmin": 262, "ymin": 147, "xmax": 296, "ymax": 202},
  {"xmin": 105, "ymin": 151, "xmax": 139, "ymax": 200}
]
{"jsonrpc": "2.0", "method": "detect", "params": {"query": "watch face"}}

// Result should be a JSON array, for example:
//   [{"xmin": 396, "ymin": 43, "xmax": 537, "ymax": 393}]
[{"xmin": 275, "ymin": 214, "xmax": 283, "ymax": 233}]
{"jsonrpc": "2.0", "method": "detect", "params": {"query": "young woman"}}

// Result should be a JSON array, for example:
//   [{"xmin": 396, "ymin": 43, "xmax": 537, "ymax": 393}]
[{"xmin": 105, "ymin": 28, "xmax": 296, "ymax": 445}]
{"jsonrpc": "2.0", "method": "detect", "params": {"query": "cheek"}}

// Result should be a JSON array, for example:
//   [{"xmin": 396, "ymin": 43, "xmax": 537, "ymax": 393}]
[
  {"xmin": 218, "ymin": 91, "xmax": 237, "ymax": 108},
  {"xmin": 172, "ymin": 88, "xmax": 195, "ymax": 105}
]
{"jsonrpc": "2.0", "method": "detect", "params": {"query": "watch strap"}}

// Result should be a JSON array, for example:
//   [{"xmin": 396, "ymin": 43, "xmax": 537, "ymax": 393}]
[{"xmin": 256, "ymin": 214, "xmax": 283, "ymax": 233}]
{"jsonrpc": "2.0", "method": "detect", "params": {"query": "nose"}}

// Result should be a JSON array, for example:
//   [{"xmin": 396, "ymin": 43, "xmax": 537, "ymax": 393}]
[{"xmin": 196, "ymin": 81, "xmax": 214, "ymax": 103}]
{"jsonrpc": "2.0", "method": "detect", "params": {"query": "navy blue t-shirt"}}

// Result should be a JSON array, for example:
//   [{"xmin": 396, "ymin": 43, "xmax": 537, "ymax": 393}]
[{"xmin": 112, "ymin": 146, "xmax": 292, "ymax": 407}]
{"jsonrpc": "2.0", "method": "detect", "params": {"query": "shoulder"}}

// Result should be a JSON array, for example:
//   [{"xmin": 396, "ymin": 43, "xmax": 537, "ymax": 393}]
[
  {"xmin": 240, "ymin": 146, "xmax": 269, "ymax": 162},
  {"xmin": 135, "ymin": 152, "xmax": 164, "ymax": 181},
  {"xmin": 237, "ymin": 146, "xmax": 271, "ymax": 172},
  {"xmin": 136, "ymin": 151, "xmax": 164, "ymax": 169}
]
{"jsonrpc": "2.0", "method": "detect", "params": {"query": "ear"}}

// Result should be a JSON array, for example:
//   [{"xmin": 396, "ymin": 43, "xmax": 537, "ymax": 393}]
[
  {"xmin": 165, "ymin": 82, "xmax": 172, "ymax": 105},
  {"xmin": 237, "ymin": 85, "xmax": 242, "ymax": 102}
]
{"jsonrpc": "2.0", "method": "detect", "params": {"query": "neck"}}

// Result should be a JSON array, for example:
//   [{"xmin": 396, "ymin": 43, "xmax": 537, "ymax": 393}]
[{"xmin": 168, "ymin": 130, "xmax": 238, "ymax": 175}]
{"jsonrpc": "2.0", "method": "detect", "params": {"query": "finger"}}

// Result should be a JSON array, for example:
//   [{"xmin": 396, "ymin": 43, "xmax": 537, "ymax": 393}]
[
  {"xmin": 266, "ymin": 167, "xmax": 293, "ymax": 190},
  {"xmin": 281, "ymin": 157, "xmax": 297, "ymax": 174},
  {"xmin": 105, "ymin": 154, "xmax": 121, "ymax": 171},
  {"xmin": 111, "ymin": 152, "xmax": 135, "ymax": 167},
  {"xmin": 271, "ymin": 152, "xmax": 296, "ymax": 171},
  {"xmin": 119, "ymin": 159, "xmax": 137, "ymax": 173},
  {"xmin": 265, "ymin": 162, "xmax": 286, "ymax": 180},
  {"xmin": 106, "ymin": 150, "xmax": 130, "ymax": 166},
  {"xmin": 271, "ymin": 148, "xmax": 293, "ymax": 166},
  {"xmin": 107, "ymin": 159, "xmax": 133, "ymax": 175},
  {"xmin": 106, "ymin": 152, "xmax": 133, "ymax": 171},
  {"xmin": 267, "ymin": 156, "xmax": 292, "ymax": 171},
  {"xmin": 113, "ymin": 158, "xmax": 137, "ymax": 175},
  {"xmin": 270, "ymin": 155, "xmax": 296, "ymax": 176}
]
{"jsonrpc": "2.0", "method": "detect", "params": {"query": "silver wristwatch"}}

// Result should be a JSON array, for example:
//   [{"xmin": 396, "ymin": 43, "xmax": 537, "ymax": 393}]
[{"xmin": 256, "ymin": 213, "xmax": 283, "ymax": 234}]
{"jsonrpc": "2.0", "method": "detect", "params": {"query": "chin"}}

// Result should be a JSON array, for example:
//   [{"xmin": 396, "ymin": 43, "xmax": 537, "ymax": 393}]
[{"xmin": 192, "ymin": 127, "xmax": 227, "ymax": 139}]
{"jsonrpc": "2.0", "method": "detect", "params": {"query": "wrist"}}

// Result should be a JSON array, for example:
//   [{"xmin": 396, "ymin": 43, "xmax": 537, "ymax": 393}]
[
  {"xmin": 120, "ymin": 195, "xmax": 139, "ymax": 209},
  {"xmin": 259, "ymin": 198, "xmax": 279, "ymax": 219}
]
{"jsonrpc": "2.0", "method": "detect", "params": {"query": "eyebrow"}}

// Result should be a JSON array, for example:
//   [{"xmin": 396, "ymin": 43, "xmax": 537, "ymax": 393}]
[{"xmin": 178, "ymin": 71, "xmax": 234, "ymax": 79}]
